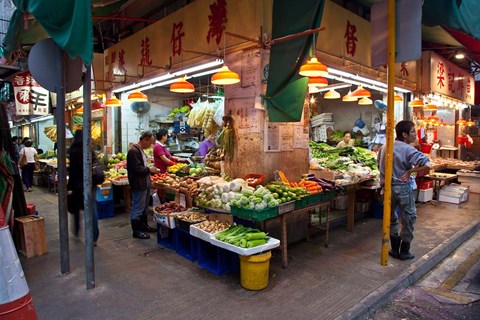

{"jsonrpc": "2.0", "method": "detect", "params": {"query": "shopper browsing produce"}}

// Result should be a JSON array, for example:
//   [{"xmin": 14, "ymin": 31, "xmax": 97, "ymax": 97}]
[
  {"xmin": 336, "ymin": 131, "xmax": 355, "ymax": 148},
  {"xmin": 377, "ymin": 121, "xmax": 432, "ymax": 261},
  {"xmin": 153, "ymin": 129, "xmax": 178, "ymax": 173},
  {"xmin": 127, "ymin": 131, "xmax": 159, "ymax": 239}
]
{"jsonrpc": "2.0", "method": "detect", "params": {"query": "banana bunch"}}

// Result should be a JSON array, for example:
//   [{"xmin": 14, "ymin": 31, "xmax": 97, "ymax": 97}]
[
  {"xmin": 92, "ymin": 122, "xmax": 102, "ymax": 142},
  {"xmin": 44, "ymin": 125, "xmax": 57, "ymax": 142}
]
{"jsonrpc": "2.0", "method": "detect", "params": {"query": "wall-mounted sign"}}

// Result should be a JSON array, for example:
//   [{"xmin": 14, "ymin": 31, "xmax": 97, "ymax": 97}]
[
  {"xmin": 12, "ymin": 71, "xmax": 50, "ymax": 116},
  {"xmin": 421, "ymin": 51, "xmax": 475, "ymax": 104}
]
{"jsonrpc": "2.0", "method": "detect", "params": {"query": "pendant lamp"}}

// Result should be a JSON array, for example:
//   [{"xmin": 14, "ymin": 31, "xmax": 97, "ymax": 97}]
[
  {"xmin": 358, "ymin": 97, "xmax": 373, "ymax": 105},
  {"xmin": 456, "ymin": 118, "xmax": 466, "ymax": 126},
  {"xmin": 299, "ymin": 31, "xmax": 328, "ymax": 77},
  {"xmin": 351, "ymin": 85, "xmax": 371, "ymax": 98},
  {"xmin": 211, "ymin": 31, "xmax": 241, "ymax": 85},
  {"xmin": 128, "ymin": 89, "xmax": 148, "ymax": 102},
  {"xmin": 424, "ymin": 103, "xmax": 438, "ymax": 111},
  {"xmin": 105, "ymin": 96, "xmax": 122, "ymax": 107},
  {"xmin": 307, "ymin": 76, "xmax": 328, "ymax": 87},
  {"xmin": 342, "ymin": 90, "xmax": 358, "ymax": 102},
  {"xmin": 170, "ymin": 76, "xmax": 195, "ymax": 93},
  {"xmin": 309, "ymin": 86, "xmax": 321, "ymax": 94},
  {"xmin": 409, "ymin": 98, "xmax": 424, "ymax": 108},
  {"xmin": 394, "ymin": 94, "xmax": 403, "ymax": 102},
  {"xmin": 466, "ymin": 119, "xmax": 475, "ymax": 126},
  {"xmin": 324, "ymin": 89, "xmax": 340, "ymax": 99}
]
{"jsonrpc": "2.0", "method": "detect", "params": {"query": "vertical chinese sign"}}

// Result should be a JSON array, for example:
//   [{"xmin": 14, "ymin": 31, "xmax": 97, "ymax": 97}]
[{"xmin": 12, "ymin": 71, "xmax": 50, "ymax": 116}]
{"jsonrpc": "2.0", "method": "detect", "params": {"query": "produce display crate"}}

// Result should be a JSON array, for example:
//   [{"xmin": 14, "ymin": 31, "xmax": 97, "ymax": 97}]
[
  {"xmin": 278, "ymin": 201, "xmax": 295, "ymax": 215},
  {"xmin": 230, "ymin": 206, "xmax": 278, "ymax": 221},
  {"xmin": 243, "ymin": 173, "xmax": 265, "ymax": 187},
  {"xmin": 189, "ymin": 214, "xmax": 233, "ymax": 242},
  {"xmin": 96, "ymin": 186, "xmax": 113, "ymax": 202},
  {"xmin": 197, "ymin": 239, "xmax": 239, "ymax": 275},
  {"xmin": 96, "ymin": 200, "xmax": 115, "ymax": 219},
  {"xmin": 156, "ymin": 224, "xmax": 176, "ymax": 250},
  {"xmin": 322, "ymin": 190, "xmax": 337, "ymax": 201},
  {"xmin": 175, "ymin": 217, "xmax": 206, "ymax": 231},
  {"xmin": 295, "ymin": 197, "xmax": 308, "ymax": 209},
  {"xmin": 175, "ymin": 228, "xmax": 198, "ymax": 262},
  {"xmin": 307, "ymin": 193, "xmax": 322, "ymax": 206}
]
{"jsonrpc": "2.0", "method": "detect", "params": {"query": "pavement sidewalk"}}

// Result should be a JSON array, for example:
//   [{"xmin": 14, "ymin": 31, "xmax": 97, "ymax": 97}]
[{"xmin": 16, "ymin": 187, "xmax": 480, "ymax": 320}]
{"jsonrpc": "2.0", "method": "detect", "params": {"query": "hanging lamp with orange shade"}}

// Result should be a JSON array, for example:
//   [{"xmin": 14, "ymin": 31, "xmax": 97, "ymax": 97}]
[
  {"xmin": 170, "ymin": 76, "xmax": 195, "ymax": 93},
  {"xmin": 128, "ymin": 89, "xmax": 148, "ymax": 102},
  {"xmin": 351, "ymin": 85, "xmax": 371, "ymax": 98},
  {"xmin": 307, "ymin": 76, "xmax": 328, "ymax": 87},
  {"xmin": 409, "ymin": 98, "xmax": 424, "ymax": 108},
  {"xmin": 104, "ymin": 96, "xmax": 122, "ymax": 107}
]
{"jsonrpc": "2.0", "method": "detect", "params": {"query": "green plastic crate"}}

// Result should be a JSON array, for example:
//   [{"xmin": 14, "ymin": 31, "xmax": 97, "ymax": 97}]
[
  {"xmin": 295, "ymin": 197, "xmax": 308, "ymax": 209},
  {"xmin": 307, "ymin": 193, "xmax": 322, "ymax": 206},
  {"xmin": 230, "ymin": 205, "xmax": 278, "ymax": 221}
]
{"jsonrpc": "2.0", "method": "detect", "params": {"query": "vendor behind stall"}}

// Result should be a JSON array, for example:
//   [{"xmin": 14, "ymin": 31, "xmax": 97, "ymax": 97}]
[
  {"xmin": 199, "ymin": 134, "xmax": 216, "ymax": 157},
  {"xmin": 153, "ymin": 129, "xmax": 178, "ymax": 173},
  {"xmin": 336, "ymin": 131, "xmax": 355, "ymax": 148}
]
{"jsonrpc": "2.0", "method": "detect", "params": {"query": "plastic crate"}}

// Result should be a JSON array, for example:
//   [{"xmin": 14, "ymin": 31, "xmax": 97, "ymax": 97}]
[
  {"xmin": 230, "ymin": 206, "xmax": 278, "ymax": 221},
  {"xmin": 278, "ymin": 201, "xmax": 295, "ymax": 215},
  {"xmin": 307, "ymin": 193, "xmax": 322, "ymax": 206},
  {"xmin": 96, "ymin": 200, "xmax": 114, "ymax": 219},
  {"xmin": 197, "ymin": 239, "xmax": 239, "ymax": 275},
  {"xmin": 156, "ymin": 224, "xmax": 176, "ymax": 250},
  {"xmin": 96, "ymin": 186, "xmax": 113, "ymax": 202},
  {"xmin": 175, "ymin": 228, "xmax": 198, "ymax": 261},
  {"xmin": 295, "ymin": 197, "xmax": 308, "ymax": 209}
]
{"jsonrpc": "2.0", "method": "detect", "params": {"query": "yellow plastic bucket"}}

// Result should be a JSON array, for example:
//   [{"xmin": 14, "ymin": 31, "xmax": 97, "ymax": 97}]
[{"xmin": 239, "ymin": 251, "xmax": 272, "ymax": 290}]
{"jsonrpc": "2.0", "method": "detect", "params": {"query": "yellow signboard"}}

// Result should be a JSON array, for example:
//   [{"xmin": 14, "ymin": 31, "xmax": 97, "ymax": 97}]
[
  {"xmin": 318, "ymin": 0, "xmax": 416, "ymax": 83},
  {"xmin": 104, "ymin": 0, "xmax": 261, "ymax": 89}
]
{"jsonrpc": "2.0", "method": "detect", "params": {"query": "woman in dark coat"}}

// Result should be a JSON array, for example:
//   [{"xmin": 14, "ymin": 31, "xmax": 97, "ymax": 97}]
[{"xmin": 67, "ymin": 130, "xmax": 100, "ymax": 243}]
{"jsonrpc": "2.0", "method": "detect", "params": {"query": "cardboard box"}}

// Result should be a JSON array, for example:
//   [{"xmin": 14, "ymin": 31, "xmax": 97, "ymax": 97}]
[{"xmin": 15, "ymin": 216, "xmax": 48, "ymax": 258}]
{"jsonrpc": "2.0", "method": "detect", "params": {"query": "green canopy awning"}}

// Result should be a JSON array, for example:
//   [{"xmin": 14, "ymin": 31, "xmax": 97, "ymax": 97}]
[
  {"xmin": 1, "ymin": 0, "xmax": 128, "ymax": 66},
  {"xmin": 265, "ymin": 0, "xmax": 325, "ymax": 122}
]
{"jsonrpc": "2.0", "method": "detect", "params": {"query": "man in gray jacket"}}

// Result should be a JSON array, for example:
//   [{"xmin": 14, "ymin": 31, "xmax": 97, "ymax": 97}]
[
  {"xmin": 378, "ymin": 120, "xmax": 432, "ymax": 260},
  {"xmin": 127, "ymin": 131, "xmax": 160, "ymax": 239}
]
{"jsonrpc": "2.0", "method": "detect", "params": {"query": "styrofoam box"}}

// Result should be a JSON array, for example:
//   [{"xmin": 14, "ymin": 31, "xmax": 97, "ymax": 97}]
[
  {"xmin": 190, "ymin": 225, "xmax": 221, "ymax": 242},
  {"xmin": 438, "ymin": 195, "xmax": 467, "ymax": 204},
  {"xmin": 209, "ymin": 236, "xmax": 280, "ymax": 256},
  {"xmin": 418, "ymin": 188, "xmax": 433, "ymax": 202},
  {"xmin": 154, "ymin": 212, "xmax": 184, "ymax": 229}
]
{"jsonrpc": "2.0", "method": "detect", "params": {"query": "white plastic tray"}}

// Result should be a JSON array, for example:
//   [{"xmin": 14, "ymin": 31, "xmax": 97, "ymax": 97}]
[
  {"xmin": 189, "ymin": 224, "xmax": 222, "ymax": 242},
  {"xmin": 209, "ymin": 236, "xmax": 280, "ymax": 256}
]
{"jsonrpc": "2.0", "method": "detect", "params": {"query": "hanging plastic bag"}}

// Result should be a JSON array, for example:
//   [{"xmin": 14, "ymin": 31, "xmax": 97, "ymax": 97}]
[
  {"xmin": 213, "ymin": 99, "xmax": 225, "ymax": 126},
  {"xmin": 152, "ymin": 191, "xmax": 161, "ymax": 206}
]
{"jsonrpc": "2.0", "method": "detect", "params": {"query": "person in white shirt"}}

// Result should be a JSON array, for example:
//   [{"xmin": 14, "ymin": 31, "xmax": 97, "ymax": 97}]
[{"xmin": 19, "ymin": 140, "xmax": 38, "ymax": 192}]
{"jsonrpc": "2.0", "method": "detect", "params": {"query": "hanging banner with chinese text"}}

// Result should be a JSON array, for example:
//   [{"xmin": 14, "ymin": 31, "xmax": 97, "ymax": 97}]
[
  {"xmin": 103, "ymin": 0, "xmax": 260, "ymax": 86},
  {"xmin": 317, "ymin": 0, "xmax": 416, "ymax": 82},
  {"xmin": 421, "ymin": 51, "xmax": 474, "ymax": 104},
  {"xmin": 12, "ymin": 71, "xmax": 50, "ymax": 116}
]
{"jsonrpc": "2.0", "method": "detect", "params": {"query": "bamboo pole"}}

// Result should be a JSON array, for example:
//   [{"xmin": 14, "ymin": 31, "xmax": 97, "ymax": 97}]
[{"xmin": 381, "ymin": 0, "xmax": 396, "ymax": 266}]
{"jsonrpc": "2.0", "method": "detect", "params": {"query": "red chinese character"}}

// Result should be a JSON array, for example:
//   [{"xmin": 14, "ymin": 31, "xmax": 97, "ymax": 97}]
[
  {"xmin": 140, "ymin": 37, "xmax": 153, "ymax": 66},
  {"xmin": 171, "ymin": 22, "xmax": 185, "ymax": 57},
  {"xmin": 401, "ymin": 62, "xmax": 409, "ymax": 77},
  {"xmin": 466, "ymin": 79, "xmax": 471, "ymax": 93},
  {"xmin": 111, "ymin": 51, "xmax": 117, "ymax": 64},
  {"xmin": 13, "ymin": 74, "xmax": 26, "ymax": 86},
  {"xmin": 436, "ymin": 62, "xmax": 445, "ymax": 89},
  {"xmin": 344, "ymin": 20, "xmax": 358, "ymax": 57},
  {"xmin": 105, "ymin": 55, "xmax": 110, "ymax": 65},
  {"xmin": 119, "ymin": 49, "xmax": 127, "ymax": 73},
  {"xmin": 207, "ymin": 0, "xmax": 227, "ymax": 45},
  {"xmin": 447, "ymin": 72, "xmax": 455, "ymax": 93}
]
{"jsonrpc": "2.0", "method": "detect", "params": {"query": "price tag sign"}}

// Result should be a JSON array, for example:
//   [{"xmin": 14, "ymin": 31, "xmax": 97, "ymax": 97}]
[{"xmin": 179, "ymin": 193, "xmax": 186, "ymax": 208}]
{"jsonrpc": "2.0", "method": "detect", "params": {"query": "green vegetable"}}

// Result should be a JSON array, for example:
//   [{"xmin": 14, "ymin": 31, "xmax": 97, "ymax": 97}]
[
  {"xmin": 245, "ymin": 232, "xmax": 267, "ymax": 241},
  {"xmin": 246, "ymin": 239, "xmax": 268, "ymax": 248}
]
